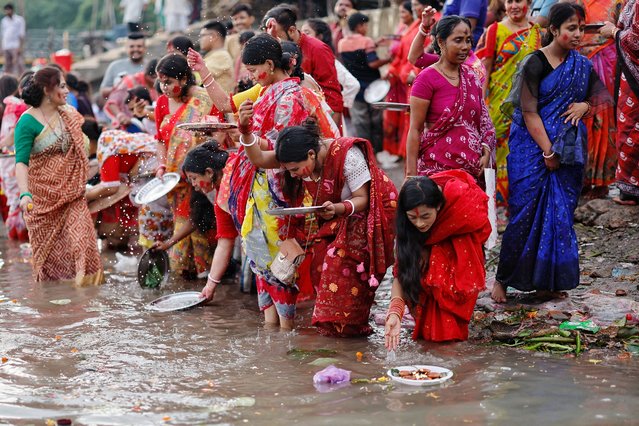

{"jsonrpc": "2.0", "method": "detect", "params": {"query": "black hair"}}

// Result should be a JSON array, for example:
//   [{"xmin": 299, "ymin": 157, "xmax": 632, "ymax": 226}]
[
  {"xmin": 202, "ymin": 20, "xmax": 227, "ymax": 39},
  {"xmin": 231, "ymin": 3, "xmax": 253, "ymax": 17},
  {"xmin": 347, "ymin": 12, "xmax": 369, "ymax": 32},
  {"xmin": 4, "ymin": 3, "xmax": 13, "ymax": 11},
  {"xmin": 182, "ymin": 141, "xmax": 229, "ymax": 233},
  {"xmin": 431, "ymin": 15, "xmax": 471, "ymax": 55},
  {"xmin": 145, "ymin": 58, "xmax": 158, "ymax": 77},
  {"xmin": 155, "ymin": 53, "xmax": 196, "ymax": 100},
  {"xmin": 77, "ymin": 80, "xmax": 90, "ymax": 94},
  {"xmin": 395, "ymin": 176, "xmax": 444, "ymax": 305},
  {"xmin": 18, "ymin": 71, "xmax": 33, "ymax": 96},
  {"xmin": 168, "ymin": 35, "xmax": 195, "ymax": 55},
  {"xmin": 305, "ymin": 18, "xmax": 334, "ymax": 53},
  {"xmin": 274, "ymin": 119, "xmax": 320, "ymax": 200},
  {"xmin": 280, "ymin": 41, "xmax": 304, "ymax": 80},
  {"xmin": 543, "ymin": 3, "xmax": 586, "ymax": 47},
  {"xmin": 239, "ymin": 30, "xmax": 255, "ymax": 45},
  {"xmin": 81, "ymin": 118, "xmax": 102, "ymax": 141},
  {"xmin": 65, "ymin": 73, "xmax": 79, "ymax": 91},
  {"xmin": 126, "ymin": 85, "xmax": 152, "ymax": 104},
  {"xmin": 401, "ymin": 1, "xmax": 412, "ymax": 14},
  {"xmin": 0, "ymin": 74, "xmax": 18, "ymax": 100},
  {"xmin": 21, "ymin": 66, "xmax": 62, "ymax": 107},
  {"xmin": 241, "ymin": 33, "xmax": 293, "ymax": 73},
  {"xmin": 127, "ymin": 31, "xmax": 145, "ymax": 40},
  {"xmin": 262, "ymin": 4, "xmax": 297, "ymax": 33}
]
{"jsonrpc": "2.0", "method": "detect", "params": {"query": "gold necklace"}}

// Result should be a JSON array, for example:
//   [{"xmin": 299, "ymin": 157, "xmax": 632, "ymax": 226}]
[{"xmin": 436, "ymin": 64, "xmax": 459, "ymax": 80}]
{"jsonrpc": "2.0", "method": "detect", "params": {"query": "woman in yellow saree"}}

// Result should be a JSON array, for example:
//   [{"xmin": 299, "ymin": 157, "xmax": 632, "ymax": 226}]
[
  {"xmin": 476, "ymin": 0, "xmax": 541, "ymax": 208},
  {"xmin": 154, "ymin": 54, "xmax": 218, "ymax": 278}
]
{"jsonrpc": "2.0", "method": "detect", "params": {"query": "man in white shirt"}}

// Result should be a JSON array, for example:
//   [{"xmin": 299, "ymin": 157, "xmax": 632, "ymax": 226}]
[
  {"xmin": 1, "ymin": 3, "xmax": 25, "ymax": 76},
  {"xmin": 100, "ymin": 32, "xmax": 147, "ymax": 98},
  {"xmin": 120, "ymin": 0, "xmax": 149, "ymax": 33}
]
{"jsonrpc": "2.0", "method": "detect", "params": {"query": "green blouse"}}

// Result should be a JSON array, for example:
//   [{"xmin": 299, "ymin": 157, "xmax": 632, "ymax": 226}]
[{"xmin": 14, "ymin": 113, "xmax": 44, "ymax": 166}]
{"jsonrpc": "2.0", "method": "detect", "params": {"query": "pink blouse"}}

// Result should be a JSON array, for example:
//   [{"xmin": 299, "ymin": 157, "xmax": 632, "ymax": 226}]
[{"xmin": 411, "ymin": 67, "xmax": 459, "ymax": 124}]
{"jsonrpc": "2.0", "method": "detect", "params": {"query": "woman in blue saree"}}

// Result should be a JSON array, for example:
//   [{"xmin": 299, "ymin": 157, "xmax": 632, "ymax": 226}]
[{"xmin": 492, "ymin": 3, "xmax": 609, "ymax": 302}]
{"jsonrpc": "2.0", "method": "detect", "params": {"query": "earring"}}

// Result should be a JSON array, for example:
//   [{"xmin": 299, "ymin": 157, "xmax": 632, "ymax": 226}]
[{"xmin": 270, "ymin": 68, "xmax": 275, "ymax": 75}]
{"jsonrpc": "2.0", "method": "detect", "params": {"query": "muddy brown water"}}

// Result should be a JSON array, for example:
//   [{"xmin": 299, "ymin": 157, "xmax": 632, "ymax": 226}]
[{"xmin": 0, "ymin": 235, "xmax": 638, "ymax": 426}]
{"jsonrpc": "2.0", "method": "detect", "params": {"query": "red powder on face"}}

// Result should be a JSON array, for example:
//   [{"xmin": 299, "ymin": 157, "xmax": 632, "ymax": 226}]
[
  {"xmin": 522, "ymin": 5, "xmax": 527, "ymax": 14},
  {"xmin": 172, "ymin": 85, "xmax": 181, "ymax": 95},
  {"xmin": 257, "ymin": 72, "xmax": 268, "ymax": 80},
  {"xmin": 562, "ymin": 34, "xmax": 569, "ymax": 41},
  {"xmin": 411, "ymin": 208, "xmax": 421, "ymax": 216}
]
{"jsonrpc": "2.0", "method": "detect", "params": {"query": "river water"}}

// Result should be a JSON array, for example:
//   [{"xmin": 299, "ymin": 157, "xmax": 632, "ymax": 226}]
[{"xmin": 0, "ymin": 236, "xmax": 638, "ymax": 426}]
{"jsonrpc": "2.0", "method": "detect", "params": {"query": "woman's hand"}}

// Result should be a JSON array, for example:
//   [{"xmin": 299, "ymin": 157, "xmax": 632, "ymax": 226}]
[
  {"xmin": 318, "ymin": 201, "xmax": 337, "ymax": 220},
  {"xmin": 151, "ymin": 239, "xmax": 173, "ymax": 252},
  {"xmin": 237, "ymin": 100, "xmax": 254, "ymax": 130},
  {"xmin": 544, "ymin": 153, "xmax": 560, "ymax": 171},
  {"xmin": 599, "ymin": 21, "xmax": 617, "ymax": 38},
  {"xmin": 421, "ymin": 6, "xmax": 437, "ymax": 30},
  {"xmin": 19, "ymin": 195, "xmax": 33, "ymax": 213},
  {"xmin": 186, "ymin": 48, "xmax": 206, "ymax": 72},
  {"xmin": 479, "ymin": 152, "xmax": 491, "ymax": 170},
  {"xmin": 561, "ymin": 102, "xmax": 589, "ymax": 126},
  {"xmin": 385, "ymin": 314, "xmax": 401, "ymax": 351},
  {"xmin": 155, "ymin": 164, "xmax": 166, "ymax": 179},
  {"xmin": 201, "ymin": 280, "xmax": 217, "ymax": 302}
]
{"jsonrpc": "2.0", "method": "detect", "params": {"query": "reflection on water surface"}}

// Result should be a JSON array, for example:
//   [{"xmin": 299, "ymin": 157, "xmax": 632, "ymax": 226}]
[{"xmin": 0, "ymin": 239, "xmax": 637, "ymax": 425}]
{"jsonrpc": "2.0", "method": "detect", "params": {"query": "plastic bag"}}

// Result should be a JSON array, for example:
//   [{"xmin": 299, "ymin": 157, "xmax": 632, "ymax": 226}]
[
  {"xmin": 312, "ymin": 365, "xmax": 351, "ymax": 384},
  {"xmin": 484, "ymin": 167, "xmax": 498, "ymax": 249},
  {"xmin": 559, "ymin": 319, "xmax": 600, "ymax": 334}
]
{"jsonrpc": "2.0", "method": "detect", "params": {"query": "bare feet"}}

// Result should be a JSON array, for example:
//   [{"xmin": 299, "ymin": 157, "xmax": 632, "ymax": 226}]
[
  {"xmin": 491, "ymin": 281, "xmax": 507, "ymax": 303},
  {"xmin": 535, "ymin": 290, "xmax": 568, "ymax": 300},
  {"xmin": 613, "ymin": 197, "xmax": 638, "ymax": 206},
  {"xmin": 613, "ymin": 192, "xmax": 639, "ymax": 206}
]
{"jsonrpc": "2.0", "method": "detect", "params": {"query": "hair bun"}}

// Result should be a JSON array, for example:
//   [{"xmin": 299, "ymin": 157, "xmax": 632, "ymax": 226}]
[
  {"xmin": 202, "ymin": 139, "xmax": 221, "ymax": 151},
  {"xmin": 301, "ymin": 117, "xmax": 320, "ymax": 138}
]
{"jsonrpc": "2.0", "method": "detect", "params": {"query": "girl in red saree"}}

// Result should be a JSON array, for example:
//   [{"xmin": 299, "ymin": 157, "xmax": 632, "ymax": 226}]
[
  {"xmin": 154, "ymin": 54, "xmax": 218, "ymax": 278},
  {"xmin": 406, "ymin": 16, "xmax": 496, "ymax": 179},
  {"xmin": 242, "ymin": 121, "xmax": 397, "ymax": 337},
  {"xmin": 385, "ymin": 172, "xmax": 490, "ymax": 348},
  {"xmin": 613, "ymin": 0, "xmax": 639, "ymax": 205},
  {"xmin": 189, "ymin": 35, "xmax": 339, "ymax": 328}
]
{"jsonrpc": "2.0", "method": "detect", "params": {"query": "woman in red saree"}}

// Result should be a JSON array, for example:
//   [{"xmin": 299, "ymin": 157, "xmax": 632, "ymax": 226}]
[
  {"xmin": 382, "ymin": 1, "xmax": 414, "ymax": 157},
  {"xmin": 189, "ymin": 35, "xmax": 339, "ymax": 328},
  {"xmin": 154, "ymin": 53, "xmax": 218, "ymax": 278},
  {"xmin": 385, "ymin": 171, "xmax": 491, "ymax": 347},
  {"xmin": 612, "ymin": 0, "xmax": 639, "ymax": 205},
  {"xmin": 15, "ymin": 67, "xmax": 103, "ymax": 285},
  {"xmin": 577, "ymin": 0, "xmax": 624, "ymax": 198},
  {"xmin": 243, "ymin": 121, "xmax": 397, "ymax": 337},
  {"xmin": 406, "ymin": 16, "xmax": 495, "ymax": 179}
]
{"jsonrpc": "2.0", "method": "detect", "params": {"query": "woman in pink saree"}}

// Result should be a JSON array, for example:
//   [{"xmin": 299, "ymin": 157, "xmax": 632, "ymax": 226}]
[{"xmin": 406, "ymin": 16, "xmax": 495, "ymax": 179}]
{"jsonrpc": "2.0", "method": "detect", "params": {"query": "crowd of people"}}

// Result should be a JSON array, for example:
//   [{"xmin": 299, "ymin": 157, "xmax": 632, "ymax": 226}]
[{"xmin": 0, "ymin": 0, "xmax": 637, "ymax": 351}]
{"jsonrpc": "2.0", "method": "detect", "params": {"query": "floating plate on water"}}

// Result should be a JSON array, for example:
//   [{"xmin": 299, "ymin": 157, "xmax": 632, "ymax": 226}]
[
  {"xmin": 364, "ymin": 79, "xmax": 391, "ymax": 104},
  {"xmin": 134, "ymin": 173, "xmax": 180, "ymax": 205},
  {"xmin": 137, "ymin": 248, "xmax": 170, "ymax": 288},
  {"xmin": 176, "ymin": 122, "xmax": 238, "ymax": 132},
  {"xmin": 265, "ymin": 206, "xmax": 325, "ymax": 216},
  {"xmin": 371, "ymin": 102, "xmax": 410, "ymax": 111},
  {"xmin": 387, "ymin": 365, "xmax": 453, "ymax": 386},
  {"xmin": 146, "ymin": 291, "xmax": 206, "ymax": 312}
]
